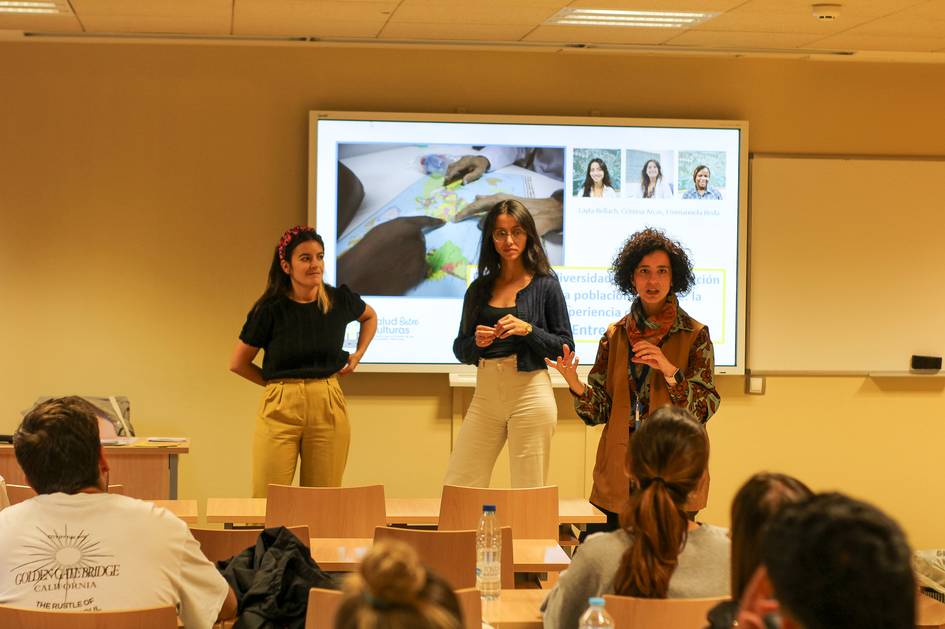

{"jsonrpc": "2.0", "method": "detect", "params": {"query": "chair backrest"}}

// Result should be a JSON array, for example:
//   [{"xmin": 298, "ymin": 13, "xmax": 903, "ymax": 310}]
[
  {"xmin": 265, "ymin": 484, "xmax": 386, "ymax": 538},
  {"xmin": 191, "ymin": 525, "xmax": 310, "ymax": 563},
  {"xmin": 455, "ymin": 587, "xmax": 482, "ymax": 629},
  {"xmin": 306, "ymin": 587, "xmax": 343, "ymax": 629},
  {"xmin": 0, "ymin": 476, "xmax": 9, "ymax": 510},
  {"xmin": 0, "ymin": 605, "xmax": 177, "ymax": 628},
  {"xmin": 305, "ymin": 587, "xmax": 481, "ymax": 629},
  {"xmin": 603, "ymin": 595, "xmax": 728, "ymax": 628},
  {"xmin": 438, "ymin": 485, "xmax": 558, "ymax": 539},
  {"xmin": 5, "ymin": 484, "xmax": 125, "ymax": 505},
  {"xmin": 374, "ymin": 526, "xmax": 477, "ymax": 589}
]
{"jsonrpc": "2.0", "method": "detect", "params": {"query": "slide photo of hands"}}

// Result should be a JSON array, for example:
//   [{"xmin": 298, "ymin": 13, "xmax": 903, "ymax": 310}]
[
  {"xmin": 678, "ymin": 151, "xmax": 726, "ymax": 200},
  {"xmin": 571, "ymin": 148, "xmax": 621, "ymax": 198},
  {"xmin": 335, "ymin": 143, "xmax": 565, "ymax": 297},
  {"xmin": 625, "ymin": 149, "xmax": 677, "ymax": 199}
]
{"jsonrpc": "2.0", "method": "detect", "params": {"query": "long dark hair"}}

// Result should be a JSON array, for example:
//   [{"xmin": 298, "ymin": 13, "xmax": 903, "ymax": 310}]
[
  {"xmin": 467, "ymin": 199, "xmax": 552, "ymax": 316},
  {"xmin": 613, "ymin": 406, "xmax": 708, "ymax": 598},
  {"xmin": 250, "ymin": 226, "xmax": 332, "ymax": 315},
  {"xmin": 581, "ymin": 158, "xmax": 614, "ymax": 197},
  {"xmin": 730, "ymin": 473, "xmax": 812, "ymax": 601},
  {"xmin": 640, "ymin": 159, "xmax": 663, "ymax": 198}
]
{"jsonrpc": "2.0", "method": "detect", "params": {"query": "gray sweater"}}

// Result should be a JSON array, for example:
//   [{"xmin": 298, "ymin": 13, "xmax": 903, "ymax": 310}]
[{"xmin": 542, "ymin": 524, "xmax": 731, "ymax": 629}]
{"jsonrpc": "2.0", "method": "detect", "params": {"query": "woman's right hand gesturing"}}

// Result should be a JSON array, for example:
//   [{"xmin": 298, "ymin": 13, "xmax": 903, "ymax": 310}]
[
  {"xmin": 475, "ymin": 325, "xmax": 497, "ymax": 348},
  {"xmin": 545, "ymin": 344, "xmax": 586, "ymax": 396}
]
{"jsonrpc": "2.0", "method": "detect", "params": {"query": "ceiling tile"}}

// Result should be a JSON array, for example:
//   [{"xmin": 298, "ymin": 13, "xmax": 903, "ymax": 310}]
[
  {"xmin": 234, "ymin": 0, "xmax": 393, "ymax": 37},
  {"xmin": 0, "ymin": 14, "xmax": 82, "ymax": 32},
  {"xmin": 72, "ymin": 0, "xmax": 231, "ymax": 34},
  {"xmin": 695, "ymin": 10, "xmax": 872, "ymax": 34},
  {"xmin": 523, "ymin": 24, "xmax": 679, "ymax": 45},
  {"xmin": 379, "ymin": 22, "xmax": 533, "ymax": 41},
  {"xmin": 731, "ymin": 0, "xmax": 925, "ymax": 16},
  {"xmin": 665, "ymin": 29, "xmax": 822, "ymax": 49},
  {"xmin": 809, "ymin": 31, "xmax": 945, "ymax": 52},
  {"xmin": 844, "ymin": 13, "xmax": 945, "ymax": 38},
  {"xmin": 390, "ymin": 0, "xmax": 559, "ymax": 25}
]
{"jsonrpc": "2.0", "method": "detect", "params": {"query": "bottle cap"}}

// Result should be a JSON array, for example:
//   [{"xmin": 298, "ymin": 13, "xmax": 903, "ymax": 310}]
[
  {"xmin": 482, "ymin": 504, "xmax": 496, "ymax": 512},
  {"xmin": 588, "ymin": 597, "xmax": 605, "ymax": 606}
]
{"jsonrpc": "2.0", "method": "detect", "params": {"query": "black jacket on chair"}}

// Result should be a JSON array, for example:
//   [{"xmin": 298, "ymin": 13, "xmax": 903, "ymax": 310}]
[{"xmin": 218, "ymin": 526, "xmax": 338, "ymax": 629}]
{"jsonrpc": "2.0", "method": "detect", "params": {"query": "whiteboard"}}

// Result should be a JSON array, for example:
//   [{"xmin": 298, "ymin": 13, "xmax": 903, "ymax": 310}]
[{"xmin": 748, "ymin": 155, "xmax": 945, "ymax": 373}]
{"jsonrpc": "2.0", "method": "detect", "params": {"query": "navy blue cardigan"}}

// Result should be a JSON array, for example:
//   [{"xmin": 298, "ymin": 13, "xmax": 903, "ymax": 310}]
[{"xmin": 453, "ymin": 274, "xmax": 575, "ymax": 372}]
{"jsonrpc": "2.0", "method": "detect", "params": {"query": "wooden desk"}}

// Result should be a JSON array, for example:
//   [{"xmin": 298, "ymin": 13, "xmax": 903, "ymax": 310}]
[
  {"xmin": 152, "ymin": 499, "xmax": 198, "ymax": 524},
  {"xmin": 308, "ymin": 538, "xmax": 569, "ymax": 573},
  {"xmin": 919, "ymin": 594, "xmax": 945, "ymax": 629},
  {"xmin": 206, "ymin": 497, "xmax": 605, "ymax": 527},
  {"xmin": 0, "ymin": 440, "xmax": 189, "ymax": 500},
  {"xmin": 481, "ymin": 590, "xmax": 545, "ymax": 628}
]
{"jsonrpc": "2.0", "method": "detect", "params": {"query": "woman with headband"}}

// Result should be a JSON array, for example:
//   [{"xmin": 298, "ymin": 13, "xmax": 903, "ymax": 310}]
[{"xmin": 230, "ymin": 226, "xmax": 377, "ymax": 497}]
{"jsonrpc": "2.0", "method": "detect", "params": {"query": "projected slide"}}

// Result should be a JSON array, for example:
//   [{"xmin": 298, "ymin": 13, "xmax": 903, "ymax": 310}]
[{"xmin": 313, "ymin": 116, "xmax": 744, "ymax": 369}]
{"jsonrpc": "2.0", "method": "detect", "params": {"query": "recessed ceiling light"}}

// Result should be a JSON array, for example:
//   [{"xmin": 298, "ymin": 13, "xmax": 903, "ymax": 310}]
[
  {"xmin": 547, "ymin": 8, "xmax": 717, "ymax": 28},
  {"xmin": 0, "ymin": 1, "xmax": 65, "ymax": 14}
]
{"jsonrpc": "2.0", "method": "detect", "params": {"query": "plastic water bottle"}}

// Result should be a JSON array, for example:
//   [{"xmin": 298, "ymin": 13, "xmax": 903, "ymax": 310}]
[
  {"xmin": 579, "ymin": 597, "xmax": 614, "ymax": 628},
  {"xmin": 419, "ymin": 153, "xmax": 459, "ymax": 176},
  {"xmin": 476, "ymin": 504, "xmax": 501, "ymax": 600}
]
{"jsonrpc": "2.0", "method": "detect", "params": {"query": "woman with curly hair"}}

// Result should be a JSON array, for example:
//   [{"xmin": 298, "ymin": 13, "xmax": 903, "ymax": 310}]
[
  {"xmin": 546, "ymin": 227, "xmax": 720, "ymax": 532},
  {"xmin": 542, "ymin": 407, "xmax": 730, "ymax": 629},
  {"xmin": 578, "ymin": 158, "xmax": 617, "ymax": 198}
]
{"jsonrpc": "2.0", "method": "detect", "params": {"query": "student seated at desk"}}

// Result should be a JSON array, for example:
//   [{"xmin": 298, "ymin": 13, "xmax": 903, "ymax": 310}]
[
  {"xmin": 335, "ymin": 540, "xmax": 463, "ymax": 629},
  {"xmin": 542, "ymin": 407, "xmax": 730, "ymax": 629},
  {"xmin": 0, "ymin": 397, "xmax": 236, "ymax": 629},
  {"xmin": 736, "ymin": 492, "xmax": 916, "ymax": 629},
  {"xmin": 704, "ymin": 472, "xmax": 812, "ymax": 629}
]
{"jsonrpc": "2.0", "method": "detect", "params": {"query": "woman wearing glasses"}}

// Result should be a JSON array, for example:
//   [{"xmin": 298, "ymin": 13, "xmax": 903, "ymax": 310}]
[{"xmin": 444, "ymin": 200, "xmax": 574, "ymax": 488}]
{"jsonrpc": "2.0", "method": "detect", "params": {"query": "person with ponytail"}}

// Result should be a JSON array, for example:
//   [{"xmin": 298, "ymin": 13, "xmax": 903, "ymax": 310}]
[
  {"xmin": 335, "ymin": 540, "xmax": 463, "ymax": 629},
  {"xmin": 542, "ymin": 407, "xmax": 730, "ymax": 629},
  {"xmin": 230, "ymin": 226, "xmax": 377, "ymax": 497}
]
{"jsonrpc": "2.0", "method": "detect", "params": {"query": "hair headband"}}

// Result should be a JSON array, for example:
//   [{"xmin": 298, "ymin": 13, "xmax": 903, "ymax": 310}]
[{"xmin": 277, "ymin": 225, "xmax": 315, "ymax": 262}]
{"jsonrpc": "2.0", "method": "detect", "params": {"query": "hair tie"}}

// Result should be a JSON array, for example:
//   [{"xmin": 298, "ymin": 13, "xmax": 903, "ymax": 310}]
[
  {"xmin": 277, "ymin": 225, "xmax": 315, "ymax": 262},
  {"xmin": 363, "ymin": 591, "xmax": 393, "ymax": 610}
]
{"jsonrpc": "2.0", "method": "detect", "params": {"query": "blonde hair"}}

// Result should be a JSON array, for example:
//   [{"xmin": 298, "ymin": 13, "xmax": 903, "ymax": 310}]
[{"xmin": 334, "ymin": 541, "xmax": 462, "ymax": 629}]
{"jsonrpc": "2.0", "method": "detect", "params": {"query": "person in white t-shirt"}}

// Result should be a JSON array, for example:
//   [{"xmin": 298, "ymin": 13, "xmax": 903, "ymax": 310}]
[{"xmin": 0, "ymin": 396, "xmax": 237, "ymax": 628}]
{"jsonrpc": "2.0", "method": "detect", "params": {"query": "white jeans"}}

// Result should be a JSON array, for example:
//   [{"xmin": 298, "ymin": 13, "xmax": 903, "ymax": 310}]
[{"xmin": 444, "ymin": 356, "xmax": 558, "ymax": 488}]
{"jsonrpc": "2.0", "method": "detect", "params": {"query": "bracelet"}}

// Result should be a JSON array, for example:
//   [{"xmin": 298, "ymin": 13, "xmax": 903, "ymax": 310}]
[{"xmin": 523, "ymin": 322, "xmax": 533, "ymax": 335}]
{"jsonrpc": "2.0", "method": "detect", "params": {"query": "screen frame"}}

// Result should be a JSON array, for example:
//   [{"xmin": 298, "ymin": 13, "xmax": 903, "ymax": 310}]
[{"xmin": 308, "ymin": 110, "xmax": 748, "ymax": 376}]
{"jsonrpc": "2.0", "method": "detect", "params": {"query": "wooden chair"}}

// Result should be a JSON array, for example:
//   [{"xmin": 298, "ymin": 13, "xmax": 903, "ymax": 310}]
[
  {"xmin": 454, "ymin": 587, "xmax": 482, "ymax": 629},
  {"xmin": 305, "ymin": 588, "xmax": 343, "ymax": 629},
  {"xmin": 0, "ymin": 604, "xmax": 177, "ymax": 628},
  {"xmin": 191, "ymin": 525, "xmax": 310, "ymax": 563},
  {"xmin": 305, "ymin": 587, "xmax": 482, "ymax": 629},
  {"xmin": 0, "ymin": 476, "xmax": 9, "ymax": 509},
  {"xmin": 438, "ymin": 485, "xmax": 559, "ymax": 540},
  {"xmin": 5, "ymin": 483, "xmax": 125, "ymax": 505},
  {"xmin": 265, "ymin": 484, "xmax": 386, "ymax": 538},
  {"xmin": 373, "ymin": 525, "xmax": 514, "ymax": 591},
  {"xmin": 603, "ymin": 594, "xmax": 727, "ymax": 628}
]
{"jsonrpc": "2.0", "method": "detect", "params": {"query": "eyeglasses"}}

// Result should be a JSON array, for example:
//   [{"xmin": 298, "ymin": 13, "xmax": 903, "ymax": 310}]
[{"xmin": 492, "ymin": 228, "xmax": 527, "ymax": 242}]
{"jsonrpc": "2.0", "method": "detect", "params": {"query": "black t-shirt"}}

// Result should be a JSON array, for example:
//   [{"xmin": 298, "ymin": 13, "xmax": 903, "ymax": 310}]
[
  {"xmin": 478, "ymin": 304, "xmax": 522, "ymax": 359},
  {"xmin": 239, "ymin": 285, "xmax": 366, "ymax": 380}
]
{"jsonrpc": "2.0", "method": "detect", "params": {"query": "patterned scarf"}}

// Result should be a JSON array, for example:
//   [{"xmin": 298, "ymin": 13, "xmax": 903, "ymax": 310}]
[{"xmin": 626, "ymin": 294, "xmax": 678, "ymax": 347}]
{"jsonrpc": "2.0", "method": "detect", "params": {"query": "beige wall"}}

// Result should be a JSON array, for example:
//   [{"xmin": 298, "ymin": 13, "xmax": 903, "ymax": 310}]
[{"xmin": 1, "ymin": 43, "xmax": 943, "ymax": 548}]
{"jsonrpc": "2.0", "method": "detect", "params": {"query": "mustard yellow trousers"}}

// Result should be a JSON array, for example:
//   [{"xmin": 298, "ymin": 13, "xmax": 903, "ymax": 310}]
[{"xmin": 252, "ymin": 377, "xmax": 350, "ymax": 498}]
